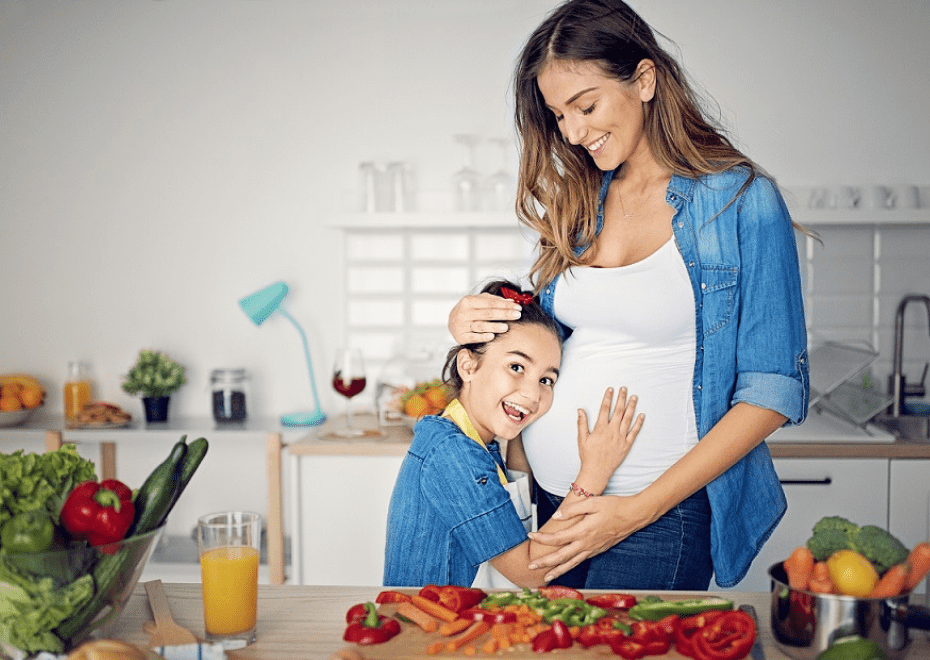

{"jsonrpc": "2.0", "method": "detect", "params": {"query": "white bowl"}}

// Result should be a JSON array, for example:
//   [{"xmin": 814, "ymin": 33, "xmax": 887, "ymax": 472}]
[{"xmin": 0, "ymin": 406, "xmax": 40, "ymax": 427}]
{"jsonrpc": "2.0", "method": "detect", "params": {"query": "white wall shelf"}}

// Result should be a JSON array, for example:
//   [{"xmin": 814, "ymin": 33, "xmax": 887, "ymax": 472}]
[{"xmin": 327, "ymin": 212, "xmax": 521, "ymax": 229}]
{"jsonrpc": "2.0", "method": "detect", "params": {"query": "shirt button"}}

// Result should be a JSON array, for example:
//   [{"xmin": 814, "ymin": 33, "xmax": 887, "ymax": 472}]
[
  {"xmin": 701, "ymin": 282, "xmax": 707, "ymax": 289},
  {"xmin": 678, "ymin": 222, "xmax": 684, "ymax": 228},
  {"xmin": 697, "ymin": 385, "xmax": 703, "ymax": 391},
  {"xmin": 689, "ymin": 261, "xmax": 695, "ymax": 267}
]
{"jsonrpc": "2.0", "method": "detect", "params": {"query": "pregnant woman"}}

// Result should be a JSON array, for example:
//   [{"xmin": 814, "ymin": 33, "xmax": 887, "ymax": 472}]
[{"xmin": 449, "ymin": 0, "xmax": 810, "ymax": 590}]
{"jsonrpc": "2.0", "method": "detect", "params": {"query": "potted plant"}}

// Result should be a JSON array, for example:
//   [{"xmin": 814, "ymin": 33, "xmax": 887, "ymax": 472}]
[{"xmin": 122, "ymin": 349, "xmax": 187, "ymax": 422}]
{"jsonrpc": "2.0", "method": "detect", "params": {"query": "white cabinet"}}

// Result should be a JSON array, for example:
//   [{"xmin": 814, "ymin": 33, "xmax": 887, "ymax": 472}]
[
  {"xmin": 889, "ymin": 459, "xmax": 930, "ymax": 596},
  {"xmin": 289, "ymin": 453, "xmax": 404, "ymax": 586},
  {"xmin": 726, "ymin": 458, "xmax": 889, "ymax": 592}
]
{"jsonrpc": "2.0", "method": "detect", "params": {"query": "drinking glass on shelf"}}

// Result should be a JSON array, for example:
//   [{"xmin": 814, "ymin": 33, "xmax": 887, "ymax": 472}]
[
  {"xmin": 332, "ymin": 347, "xmax": 367, "ymax": 437},
  {"xmin": 484, "ymin": 137, "xmax": 514, "ymax": 212},
  {"xmin": 451, "ymin": 134, "xmax": 482, "ymax": 212}
]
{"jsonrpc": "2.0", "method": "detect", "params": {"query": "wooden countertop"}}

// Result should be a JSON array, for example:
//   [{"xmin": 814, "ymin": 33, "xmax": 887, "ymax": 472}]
[{"xmin": 105, "ymin": 583, "xmax": 930, "ymax": 660}]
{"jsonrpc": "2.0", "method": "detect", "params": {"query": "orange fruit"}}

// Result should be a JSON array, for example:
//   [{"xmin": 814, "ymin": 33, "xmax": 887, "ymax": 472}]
[
  {"xmin": 404, "ymin": 394, "xmax": 431, "ymax": 419},
  {"xmin": 1, "ymin": 383, "xmax": 22, "ymax": 398},
  {"xmin": 827, "ymin": 550, "xmax": 879, "ymax": 597},
  {"xmin": 0, "ymin": 395, "xmax": 22, "ymax": 412},
  {"xmin": 19, "ymin": 386, "xmax": 43, "ymax": 409},
  {"xmin": 423, "ymin": 386, "xmax": 449, "ymax": 410}
]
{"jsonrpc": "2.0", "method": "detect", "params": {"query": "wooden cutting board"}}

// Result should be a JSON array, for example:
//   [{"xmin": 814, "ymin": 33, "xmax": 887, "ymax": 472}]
[{"xmin": 331, "ymin": 602, "xmax": 695, "ymax": 660}]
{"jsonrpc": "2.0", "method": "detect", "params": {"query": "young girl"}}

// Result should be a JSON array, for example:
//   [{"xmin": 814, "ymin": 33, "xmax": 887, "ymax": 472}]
[{"xmin": 383, "ymin": 280, "xmax": 644, "ymax": 588}]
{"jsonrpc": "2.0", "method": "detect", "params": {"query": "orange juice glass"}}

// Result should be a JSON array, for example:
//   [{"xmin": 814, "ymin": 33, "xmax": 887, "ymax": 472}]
[
  {"xmin": 64, "ymin": 361, "xmax": 92, "ymax": 419},
  {"xmin": 197, "ymin": 511, "xmax": 261, "ymax": 645}
]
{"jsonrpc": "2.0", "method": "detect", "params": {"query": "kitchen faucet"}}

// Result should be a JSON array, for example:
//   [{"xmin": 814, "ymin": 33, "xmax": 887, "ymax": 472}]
[{"xmin": 889, "ymin": 294, "xmax": 930, "ymax": 416}]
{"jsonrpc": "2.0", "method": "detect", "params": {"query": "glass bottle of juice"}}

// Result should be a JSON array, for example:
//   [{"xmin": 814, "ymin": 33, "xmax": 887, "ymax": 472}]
[{"xmin": 64, "ymin": 361, "xmax": 92, "ymax": 420}]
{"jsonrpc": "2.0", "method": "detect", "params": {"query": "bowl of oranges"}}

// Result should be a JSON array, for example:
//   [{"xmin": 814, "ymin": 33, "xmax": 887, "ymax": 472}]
[
  {"xmin": 0, "ymin": 373, "xmax": 46, "ymax": 427},
  {"xmin": 398, "ymin": 379, "xmax": 452, "ymax": 428}
]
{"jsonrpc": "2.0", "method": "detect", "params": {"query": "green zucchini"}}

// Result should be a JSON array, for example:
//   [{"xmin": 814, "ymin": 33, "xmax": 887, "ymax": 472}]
[
  {"xmin": 159, "ymin": 436, "xmax": 209, "ymax": 524},
  {"xmin": 129, "ymin": 437, "xmax": 188, "ymax": 536}
]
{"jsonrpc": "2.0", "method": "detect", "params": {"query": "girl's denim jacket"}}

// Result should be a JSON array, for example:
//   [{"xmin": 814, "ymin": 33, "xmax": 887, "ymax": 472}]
[{"xmin": 538, "ymin": 167, "xmax": 810, "ymax": 587}]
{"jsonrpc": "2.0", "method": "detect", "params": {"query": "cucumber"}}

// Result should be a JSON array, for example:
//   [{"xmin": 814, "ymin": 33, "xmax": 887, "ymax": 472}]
[
  {"xmin": 129, "ymin": 437, "xmax": 188, "ymax": 536},
  {"xmin": 159, "ymin": 436, "xmax": 209, "ymax": 524}
]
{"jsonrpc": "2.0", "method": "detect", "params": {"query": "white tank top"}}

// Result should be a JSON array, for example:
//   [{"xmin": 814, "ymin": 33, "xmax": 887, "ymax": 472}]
[{"xmin": 523, "ymin": 237, "xmax": 699, "ymax": 497}]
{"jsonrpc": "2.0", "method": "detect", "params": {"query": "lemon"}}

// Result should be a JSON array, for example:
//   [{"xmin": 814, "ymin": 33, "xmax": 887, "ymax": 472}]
[{"xmin": 827, "ymin": 550, "xmax": 879, "ymax": 597}]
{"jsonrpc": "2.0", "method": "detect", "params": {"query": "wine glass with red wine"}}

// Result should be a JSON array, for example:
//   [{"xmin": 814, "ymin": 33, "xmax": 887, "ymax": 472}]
[{"xmin": 332, "ymin": 347, "xmax": 366, "ymax": 437}]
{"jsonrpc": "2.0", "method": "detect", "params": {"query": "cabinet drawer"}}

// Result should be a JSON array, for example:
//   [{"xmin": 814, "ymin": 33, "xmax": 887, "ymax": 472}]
[{"xmin": 724, "ymin": 458, "xmax": 889, "ymax": 592}]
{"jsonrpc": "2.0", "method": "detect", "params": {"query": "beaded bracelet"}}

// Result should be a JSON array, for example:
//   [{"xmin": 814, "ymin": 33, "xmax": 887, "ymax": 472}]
[{"xmin": 569, "ymin": 482, "xmax": 595, "ymax": 498}]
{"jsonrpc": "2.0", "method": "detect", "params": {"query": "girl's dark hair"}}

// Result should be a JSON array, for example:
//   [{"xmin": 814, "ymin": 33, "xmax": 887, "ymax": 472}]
[{"xmin": 441, "ymin": 280, "xmax": 563, "ymax": 399}]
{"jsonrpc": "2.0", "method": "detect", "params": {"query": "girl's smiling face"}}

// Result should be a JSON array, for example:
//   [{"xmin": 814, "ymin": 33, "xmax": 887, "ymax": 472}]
[{"xmin": 456, "ymin": 323, "xmax": 561, "ymax": 442}]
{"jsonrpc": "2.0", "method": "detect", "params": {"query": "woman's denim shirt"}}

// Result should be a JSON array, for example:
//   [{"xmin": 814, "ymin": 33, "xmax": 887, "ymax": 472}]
[
  {"xmin": 538, "ymin": 168, "xmax": 810, "ymax": 587},
  {"xmin": 383, "ymin": 415, "xmax": 527, "ymax": 587}
]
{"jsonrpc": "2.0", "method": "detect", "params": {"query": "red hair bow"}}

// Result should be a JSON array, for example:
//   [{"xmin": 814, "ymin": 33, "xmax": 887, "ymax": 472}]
[{"xmin": 500, "ymin": 287, "xmax": 534, "ymax": 305}]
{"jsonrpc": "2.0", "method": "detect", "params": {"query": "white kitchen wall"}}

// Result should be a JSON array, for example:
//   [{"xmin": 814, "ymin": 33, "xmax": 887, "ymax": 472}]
[{"xmin": 2, "ymin": 1, "xmax": 929, "ymax": 533}]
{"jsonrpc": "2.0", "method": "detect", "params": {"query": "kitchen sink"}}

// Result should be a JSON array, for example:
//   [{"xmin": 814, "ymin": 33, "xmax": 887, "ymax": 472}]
[{"xmin": 871, "ymin": 413, "xmax": 930, "ymax": 441}]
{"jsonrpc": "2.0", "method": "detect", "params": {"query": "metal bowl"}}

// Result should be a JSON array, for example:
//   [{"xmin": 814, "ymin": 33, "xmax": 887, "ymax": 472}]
[{"xmin": 768, "ymin": 562, "xmax": 930, "ymax": 660}]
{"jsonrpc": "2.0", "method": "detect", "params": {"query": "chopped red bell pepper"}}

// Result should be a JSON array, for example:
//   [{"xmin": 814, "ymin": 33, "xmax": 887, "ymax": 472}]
[
  {"xmin": 586, "ymin": 593, "xmax": 638, "ymax": 610},
  {"xmin": 417, "ymin": 584, "xmax": 486, "ymax": 613},
  {"xmin": 459, "ymin": 606, "xmax": 517, "ymax": 624},
  {"xmin": 611, "ymin": 615, "xmax": 675, "ymax": 657},
  {"xmin": 59, "ymin": 479, "xmax": 135, "ymax": 550},
  {"xmin": 690, "ymin": 609, "xmax": 756, "ymax": 660},
  {"xmin": 531, "ymin": 621, "xmax": 573, "ymax": 653},
  {"xmin": 538, "ymin": 585, "xmax": 585, "ymax": 601},
  {"xmin": 576, "ymin": 624, "xmax": 604, "ymax": 648},
  {"xmin": 342, "ymin": 602, "xmax": 401, "ymax": 645},
  {"xmin": 611, "ymin": 638, "xmax": 648, "ymax": 659},
  {"xmin": 676, "ymin": 610, "xmax": 726, "ymax": 657},
  {"xmin": 375, "ymin": 590, "xmax": 411, "ymax": 604}
]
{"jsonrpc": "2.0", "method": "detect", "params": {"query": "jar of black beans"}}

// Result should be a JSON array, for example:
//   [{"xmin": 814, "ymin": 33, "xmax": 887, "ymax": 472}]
[{"xmin": 211, "ymin": 368, "xmax": 248, "ymax": 422}]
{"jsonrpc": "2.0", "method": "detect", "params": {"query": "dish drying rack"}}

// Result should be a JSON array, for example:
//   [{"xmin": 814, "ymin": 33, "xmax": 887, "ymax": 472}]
[{"xmin": 808, "ymin": 341, "xmax": 894, "ymax": 431}]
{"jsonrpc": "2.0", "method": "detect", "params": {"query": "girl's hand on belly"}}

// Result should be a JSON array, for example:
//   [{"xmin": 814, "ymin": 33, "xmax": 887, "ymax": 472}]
[
  {"xmin": 528, "ymin": 494, "xmax": 651, "ymax": 580},
  {"xmin": 575, "ymin": 386, "xmax": 645, "ymax": 494}
]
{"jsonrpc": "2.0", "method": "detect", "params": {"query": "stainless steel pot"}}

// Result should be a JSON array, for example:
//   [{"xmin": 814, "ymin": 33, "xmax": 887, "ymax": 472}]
[{"xmin": 768, "ymin": 563, "xmax": 930, "ymax": 660}]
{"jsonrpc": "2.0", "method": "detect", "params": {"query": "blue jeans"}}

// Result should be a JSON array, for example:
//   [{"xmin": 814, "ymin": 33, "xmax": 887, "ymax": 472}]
[{"xmin": 536, "ymin": 486, "xmax": 714, "ymax": 590}]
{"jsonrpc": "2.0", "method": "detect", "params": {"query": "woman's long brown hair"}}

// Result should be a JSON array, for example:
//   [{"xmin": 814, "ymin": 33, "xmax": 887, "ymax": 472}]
[{"xmin": 514, "ymin": 0, "xmax": 801, "ymax": 290}]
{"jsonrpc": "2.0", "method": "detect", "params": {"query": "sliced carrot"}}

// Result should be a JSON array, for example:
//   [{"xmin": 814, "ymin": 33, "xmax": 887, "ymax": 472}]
[
  {"xmin": 784, "ymin": 546, "xmax": 815, "ymax": 591},
  {"xmin": 463, "ymin": 646, "xmax": 477, "ymax": 656},
  {"xmin": 439, "ymin": 618, "xmax": 473, "ymax": 637},
  {"xmin": 410, "ymin": 595, "xmax": 460, "ymax": 623},
  {"xmin": 481, "ymin": 638, "xmax": 499, "ymax": 654},
  {"xmin": 446, "ymin": 621, "xmax": 491, "ymax": 652},
  {"xmin": 905, "ymin": 541, "xmax": 930, "ymax": 590},
  {"xmin": 490, "ymin": 623, "xmax": 513, "ymax": 640},
  {"xmin": 498, "ymin": 637, "xmax": 511, "ymax": 651},
  {"xmin": 871, "ymin": 563, "xmax": 909, "ymax": 598},
  {"xmin": 426, "ymin": 640, "xmax": 444, "ymax": 655},
  {"xmin": 397, "ymin": 600, "xmax": 439, "ymax": 633}
]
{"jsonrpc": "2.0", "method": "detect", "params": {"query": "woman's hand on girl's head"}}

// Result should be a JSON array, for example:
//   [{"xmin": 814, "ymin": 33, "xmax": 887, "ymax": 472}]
[
  {"xmin": 449, "ymin": 293, "xmax": 522, "ymax": 344},
  {"xmin": 575, "ymin": 387, "xmax": 644, "ymax": 491}
]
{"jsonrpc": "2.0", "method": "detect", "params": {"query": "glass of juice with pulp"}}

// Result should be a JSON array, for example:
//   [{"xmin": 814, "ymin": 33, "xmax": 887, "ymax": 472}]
[{"xmin": 197, "ymin": 511, "xmax": 261, "ymax": 646}]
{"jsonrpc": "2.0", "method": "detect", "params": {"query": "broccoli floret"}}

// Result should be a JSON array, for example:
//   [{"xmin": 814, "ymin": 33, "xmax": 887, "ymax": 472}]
[
  {"xmin": 806, "ymin": 527, "xmax": 854, "ymax": 561},
  {"xmin": 812, "ymin": 515, "xmax": 859, "ymax": 535},
  {"xmin": 805, "ymin": 516, "xmax": 909, "ymax": 574},
  {"xmin": 851, "ymin": 525, "xmax": 909, "ymax": 574}
]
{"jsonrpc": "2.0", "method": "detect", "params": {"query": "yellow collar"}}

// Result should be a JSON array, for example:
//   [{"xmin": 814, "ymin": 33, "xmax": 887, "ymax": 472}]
[{"xmin": 443, "ymin": 399, "xmax": 508, "ymax": 486}]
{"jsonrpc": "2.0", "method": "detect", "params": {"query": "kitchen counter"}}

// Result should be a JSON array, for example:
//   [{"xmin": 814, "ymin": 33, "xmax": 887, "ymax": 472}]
[
  {"xmin": 107, "ymin": 583, "xmax": 930, "ymax": 659},
  {"xmin": 284, "ymin": 411, "xmax": 930, "ymax": 459}
]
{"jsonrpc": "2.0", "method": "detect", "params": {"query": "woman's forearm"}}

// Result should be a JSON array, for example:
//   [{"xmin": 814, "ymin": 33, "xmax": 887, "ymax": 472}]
[{"xmin": 625, "ymin": 402, "xmax": 788, "ymax": 530}]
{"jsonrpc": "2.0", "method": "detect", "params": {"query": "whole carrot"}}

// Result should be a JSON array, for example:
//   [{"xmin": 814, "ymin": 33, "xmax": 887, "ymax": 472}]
[
  {"xmin": 808, "ymin": 561, "xmax": 834, "ymax": 593},
  {"xmin": 905, "ymin": 541, "xmax": 930, "ymax": 590},
  {"xmin": 784, "ymin": 546, "xmax": 815, "ymax": 591},
  {"xmin": 870, "ymin": 563, "xmax": 908, "ymax": 598}
]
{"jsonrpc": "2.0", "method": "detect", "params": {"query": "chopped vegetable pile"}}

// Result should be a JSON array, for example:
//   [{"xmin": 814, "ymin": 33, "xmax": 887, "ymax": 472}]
[{"xmin": 343, "ymin": 584, "xmax": 755, "ymax": 658}]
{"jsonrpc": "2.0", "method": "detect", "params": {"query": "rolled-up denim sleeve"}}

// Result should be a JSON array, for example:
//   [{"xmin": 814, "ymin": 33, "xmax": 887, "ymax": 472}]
[
  {"xmin": 732, "ymin": 178, "xmax": 810, "ymax": 425},
  {"xmin": 420, "ymin": 440, "xmax": 528, "ymax": 567}
]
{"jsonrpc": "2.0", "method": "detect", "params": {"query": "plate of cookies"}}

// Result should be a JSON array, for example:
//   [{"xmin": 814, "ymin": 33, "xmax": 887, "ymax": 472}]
[{"xmin": 68, "ymin": 401, "xmax": 133, "ymax": 428}]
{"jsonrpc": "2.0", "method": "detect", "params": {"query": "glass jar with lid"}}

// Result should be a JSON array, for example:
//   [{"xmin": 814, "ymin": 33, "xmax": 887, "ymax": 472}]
[{"xmin": 210, "ymin": 368, "xmax": 249, "ymax": 422}]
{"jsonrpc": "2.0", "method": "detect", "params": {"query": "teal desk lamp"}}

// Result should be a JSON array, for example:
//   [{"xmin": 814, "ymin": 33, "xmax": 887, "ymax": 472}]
[{"xmin": 239, "ymin": 281, "xmax": 326, "ymax": 426}]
